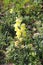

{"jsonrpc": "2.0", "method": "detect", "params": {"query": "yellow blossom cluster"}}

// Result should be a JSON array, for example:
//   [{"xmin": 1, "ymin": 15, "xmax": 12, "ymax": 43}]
[{"xmin": 14, "ymin": 17, "xmax": 27, "ymax": 40}]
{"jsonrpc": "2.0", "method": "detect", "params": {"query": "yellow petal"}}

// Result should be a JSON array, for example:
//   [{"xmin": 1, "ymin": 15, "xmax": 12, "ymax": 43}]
[
  {"xmin": 22, "ymin": 31, "xmax": 27, "ymax": 37},
  {"xmin": 21, "ymin": 23, "xmax": 26, "ymax": 31},
  {"xmin": 16, "ymin": 30, "xmax": 22, "ymax": 38},
  {"xmin": 15, "ymin": 27, "xmax": 19, "ymax": 31}
]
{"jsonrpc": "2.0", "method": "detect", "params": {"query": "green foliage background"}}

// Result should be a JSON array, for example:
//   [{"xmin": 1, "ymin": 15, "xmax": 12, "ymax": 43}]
[{"xmin": 0, "ymin": 0, "xmax": 43, "ymax": 65}]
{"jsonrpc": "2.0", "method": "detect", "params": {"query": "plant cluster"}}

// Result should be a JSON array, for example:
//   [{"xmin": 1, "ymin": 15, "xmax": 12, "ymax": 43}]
[{"xmin": 0, "ymin": 0, "xmax": 43, "ymax": 65}]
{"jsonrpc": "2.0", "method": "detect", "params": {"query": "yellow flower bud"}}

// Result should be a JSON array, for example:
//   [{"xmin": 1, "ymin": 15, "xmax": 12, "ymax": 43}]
[
  {"xmin": 32, "ymin": 52, "xmax": 36, "ymax": 57},
  {"xmin": 21, "ymin": 45, "xmax": 25, "ymax": 48},
  {"xmin": 10, "ymin": 8, "xmax": 13, "ymax": 13},
  {"xmin": 16, "ymin": 17, "xmax": 22, "ymax": 23}
]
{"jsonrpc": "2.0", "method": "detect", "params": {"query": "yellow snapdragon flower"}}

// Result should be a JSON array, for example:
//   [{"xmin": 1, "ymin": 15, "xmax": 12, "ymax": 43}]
[{"xmin": 14, "ymin": 17, "xmax": 27, "ymax": 40}]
